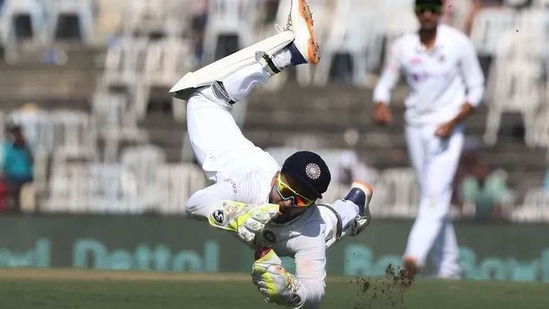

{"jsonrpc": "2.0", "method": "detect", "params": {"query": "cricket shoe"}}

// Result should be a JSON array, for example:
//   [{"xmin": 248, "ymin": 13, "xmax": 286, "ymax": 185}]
[
  {"xmin": 285, "ymin": 0, "xmax": 320, "ymax": 65},
  {"xmin": 344, "ymin": 180, "xmax": 373, "ymax": 235},
  {"xmin": 402, "ymin": 257, "xmax": 419, "ymax": 279}
]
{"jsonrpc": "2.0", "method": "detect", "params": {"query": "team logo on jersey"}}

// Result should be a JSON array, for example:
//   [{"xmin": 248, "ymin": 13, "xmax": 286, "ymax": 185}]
[
  {"xmin": 262, "ymin": 230, "xmax": 276, "ymax": 244},
  {"xmin": 305, "ymin": 163, "xmax": 321, "ymax": 179},
  {"xmin": 212, "ymin": 210, "xmax": 225, "ymax": 224},
  {"xmin": 410, "ymin": 56, "xmax": 422, "ymax": 65}
]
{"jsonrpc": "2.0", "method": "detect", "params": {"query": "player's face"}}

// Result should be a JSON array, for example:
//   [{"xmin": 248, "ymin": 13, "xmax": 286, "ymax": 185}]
[
  {"xmin": 415, "ymin": 4, "xmax": 441, "ymax": 31},
  {"xmin": 269, "ymin": 172, "xmax": 316, "ymax": 222}
]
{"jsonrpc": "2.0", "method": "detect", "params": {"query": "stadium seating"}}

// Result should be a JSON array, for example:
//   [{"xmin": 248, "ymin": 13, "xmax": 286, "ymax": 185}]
[
  {"xmin": 91, "ymin": 90, "xmax": 149, "ymax": 162},
  {"xmin": 532, "ymin": 0, "xmax": 549, "ymax": 8},
  {"xmin": 202, "ymin": 0, "xmax": 257, "ymax": 64},
  {"xmin": 122, "ymin": 0, "xmax": 167, "ymax": 38},
  {"xmin": 50, "ymin": 109, "xmax": 97, "ymax": 156},
  {"xmin": 0, "ymin": 0, "xmax": 547, "ymax": 221},
  {"xmin": 135, "ymin": 37, "xmax": 196, "ymax": 119},
  {"xmin": 511, "ymin": 188, "xmax": 549, "ymax": 222},
  {"xmin": 470, "ymin": 7, "xmax": 517, "ymax": 57},
  {"xmin": 100, "ymin": 36, "xmax": 148, "ymax": 94},
  {"xmin": 156, "ymin": 163, "xmax": 208, "ymax": 214},
  {"xmin": 313, "ymin": 0, "xmax": 373, "ymax": 86},
  {"xmin": 376, "ymin": 168, "xmax": 419, "ymax": 218},
  {"xmin": 483, "ymin": 28, "xmax": 545, "ymax": 147},
  {"xmin": 48, "ymin": 0, "xmax": 95, "ymax": 44},
  {"xmin": 1, "ymin": 0, "xmax": 47, "ymax": 62},
  {"xmin": 120, "ymin": 144, "xmax": 166, "ymax": 209}
]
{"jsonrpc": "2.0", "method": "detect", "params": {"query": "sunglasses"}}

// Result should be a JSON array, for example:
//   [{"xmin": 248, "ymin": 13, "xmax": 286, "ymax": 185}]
[
  {"xmin": 276, "ymin": 174, "xmax": 315, "ymax": 207},
  {"xmin": 414, "ymin": 4, "xmax": 442, "ymax": 14}
]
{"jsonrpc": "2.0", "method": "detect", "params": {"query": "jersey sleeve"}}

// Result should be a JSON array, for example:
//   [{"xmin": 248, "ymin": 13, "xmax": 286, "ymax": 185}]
[
  {"xmin": 460, "ymin": 38, "xmax": 485, "ymax": 107},
  {"xmin": 185, "ymin": 181, "xmax": 237, "ymax": 220},
  {"xmin": 292, "ymin": 234, "xmax": 327, "ymax": 308},
  {"xmin": 373, "ymin": 39, "xmax": 403, "ymax": 104}
]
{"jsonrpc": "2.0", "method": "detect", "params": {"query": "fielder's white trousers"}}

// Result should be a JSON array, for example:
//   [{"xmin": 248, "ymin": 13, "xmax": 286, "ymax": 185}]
[{"xmin": 404, "ymin": 123, "xmax": 464, "ymax": 278}]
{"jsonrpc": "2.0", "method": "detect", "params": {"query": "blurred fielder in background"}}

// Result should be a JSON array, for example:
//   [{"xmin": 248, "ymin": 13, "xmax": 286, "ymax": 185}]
[
  {"xmin": 170, "ymin": 0, "xmax": 373, "ymax": 308},
  {"xmin": 372, "ymin": 0, "xmax": 485, "ymax": 279}
]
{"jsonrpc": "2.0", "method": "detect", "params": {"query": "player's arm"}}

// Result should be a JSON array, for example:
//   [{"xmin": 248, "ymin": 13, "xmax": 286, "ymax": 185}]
[
  {"xmin": 460, "ymin": 36, "xmax": 485, "ymax": 110},
  {"xmin": 186, "ymin": 182, "xmax": 234, "ymax": 219},
  {"xmin": 436, "ymin": 37, "xmax": 485, "ymax": 138},
  {"xmin": 252, "ymin": 237, "xmax": 326, "ymax": 309},
  {"xmin": 372, "ymin": 39, "xmax": 403, "ymax": 125},
  {"xmin": 186, "ymin": 183, "xmax": 279, "ymax": 244}
]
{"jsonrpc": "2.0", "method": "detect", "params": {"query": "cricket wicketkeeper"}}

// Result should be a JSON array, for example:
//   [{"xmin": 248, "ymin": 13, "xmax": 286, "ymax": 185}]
[{"xmin": 169, "ymin": 1, "xmax": 374, "ymax": 307}]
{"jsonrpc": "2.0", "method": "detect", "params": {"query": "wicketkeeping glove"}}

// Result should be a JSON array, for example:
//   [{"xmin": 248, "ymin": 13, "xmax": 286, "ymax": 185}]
[
  {"xmin": 252, "ymin": 248, "xmax": 306, "ymax": 308},
  {"xmin": 208, "ymin": 201, "xmax": 279, "ymax": 244}
]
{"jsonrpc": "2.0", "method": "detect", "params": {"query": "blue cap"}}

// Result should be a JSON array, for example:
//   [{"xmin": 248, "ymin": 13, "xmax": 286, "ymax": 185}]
[{"xmin": 281, "ymin": 151, "xmax": 331, "ymax": 199}]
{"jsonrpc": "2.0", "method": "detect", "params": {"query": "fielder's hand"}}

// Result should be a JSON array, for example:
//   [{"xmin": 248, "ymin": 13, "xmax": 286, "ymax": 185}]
[
  {"xmin": 252, "ymin": 248, "xmax": 306, "ymax": 308},
  {"xmin": 208, "ymin": 201, "xmax": 279, "ymax": 244},
  {"xmin": 373, "ymin": 102, "xmax": 392, "ymax": 126},
  {"xmin": 434, "ymin": 120, "xmax": 456, "ymax": 138}
]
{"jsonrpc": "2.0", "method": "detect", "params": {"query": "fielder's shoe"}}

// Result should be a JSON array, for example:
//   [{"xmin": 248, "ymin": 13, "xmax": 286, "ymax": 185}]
[
  {"xmin": 344, "ymin": 180, "xmax": 373, "ymax": 235},
  {"xmin": 285, "ymin": 0, "xmax": 320, "ymax": 65},
  {"xmin": 402, "ymin": 257, "xmax": 419, "ymax": 279}
]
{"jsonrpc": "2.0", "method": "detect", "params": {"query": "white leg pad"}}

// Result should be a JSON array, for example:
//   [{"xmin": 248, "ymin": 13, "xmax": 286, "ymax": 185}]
[{"xmin": 169, "ymin": 31, "xmax": 295, "ymax": 100}]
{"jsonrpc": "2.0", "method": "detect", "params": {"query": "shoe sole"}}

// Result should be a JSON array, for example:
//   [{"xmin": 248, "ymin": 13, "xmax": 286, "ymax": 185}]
[{"xmin": 294, "ymin": 0, "xmax": 320, "ymax": 64}]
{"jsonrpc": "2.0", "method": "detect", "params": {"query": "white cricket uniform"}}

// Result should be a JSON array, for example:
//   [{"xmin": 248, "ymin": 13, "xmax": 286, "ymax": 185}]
[
  {"xmin": 185, "ymin": 61, "xmax": 360, "ymax": 308},
  {"xmin": 373, "ymin": 24, "xmax": 484, "ymax": 278}
]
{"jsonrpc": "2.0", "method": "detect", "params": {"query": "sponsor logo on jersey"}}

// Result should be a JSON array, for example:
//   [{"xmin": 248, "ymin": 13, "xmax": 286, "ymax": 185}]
[{"xmin": 410, "ymin": 56, "xmax": 422, "ymax": 65}]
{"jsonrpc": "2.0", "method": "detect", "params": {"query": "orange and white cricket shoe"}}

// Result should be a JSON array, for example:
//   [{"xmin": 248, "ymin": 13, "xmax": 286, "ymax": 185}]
[{"xmin": 285, "ymin": 0, "xmax": 320, "ymax": 65}]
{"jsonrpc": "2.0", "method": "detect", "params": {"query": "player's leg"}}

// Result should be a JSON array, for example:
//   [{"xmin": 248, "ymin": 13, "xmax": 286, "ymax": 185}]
[
  {"xmin": 172, "ymin": 0, "xmax": 320, "ymax": 178},
  {"xmin": 429, "ymin": 221, "xmax": 461, "ymax": 279},
  {"xmin": 403, "ymin": 125, "xmax": 464, "ymax": 276},
  {"xmin": 321, "ymin": 181, "xmax": 373, "ymax": 249},
  {"xmin": 401, "ymin": 124, "xmax": 428, "ymax": 275}
]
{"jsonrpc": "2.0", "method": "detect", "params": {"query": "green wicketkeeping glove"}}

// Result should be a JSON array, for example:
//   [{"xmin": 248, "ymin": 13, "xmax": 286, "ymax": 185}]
[
  {"xmin": 208, "ymin": 201, "xmax": 279, "ymax": 244},
  {"xmin": 252, "ymin": 248, "xmax": 306, "ymax": 308}
]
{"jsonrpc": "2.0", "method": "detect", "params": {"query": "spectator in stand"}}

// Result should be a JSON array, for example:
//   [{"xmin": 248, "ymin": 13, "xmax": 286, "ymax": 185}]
[
  {"xmin": 1, "ymin": 123, "xmax": 33, "ymax": 213},
  {"xmin": 459, "ymin": 159, "xmax": 512, "ymax": 221}
]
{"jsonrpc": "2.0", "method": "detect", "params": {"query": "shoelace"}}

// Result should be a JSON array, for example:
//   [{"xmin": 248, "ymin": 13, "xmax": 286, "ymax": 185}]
[
  {"xmin": 274, "ymin": 11, "xmax": 292, "ymax": 33},
  {"xmin": 273, "ymin": 1, "xmax": 315, "ymax": 33}
]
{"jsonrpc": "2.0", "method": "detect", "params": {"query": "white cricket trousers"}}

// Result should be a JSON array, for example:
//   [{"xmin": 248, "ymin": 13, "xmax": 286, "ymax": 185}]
[
  {"xmin": 404, "ymin": 123, "xmax": 464, "ymax": 278},
  {"xmin": 186, "ymin": 61, "xmax": 276, "ymax": 181}
]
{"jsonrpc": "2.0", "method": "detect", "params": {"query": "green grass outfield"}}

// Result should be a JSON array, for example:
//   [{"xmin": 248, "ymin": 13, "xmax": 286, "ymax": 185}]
[{"xmin": 0, "ymin": 269, "xmax": 547, "ymax": 309}]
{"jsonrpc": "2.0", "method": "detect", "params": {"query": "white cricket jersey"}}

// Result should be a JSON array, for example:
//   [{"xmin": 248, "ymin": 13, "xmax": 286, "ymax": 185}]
[
  {"xmin": 186, "ymin": 159, "xmax": 329, "ymax": 308},
  {"xmin": 373, "ymin": 24, "xmax": 485, "ymax": 126}
]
